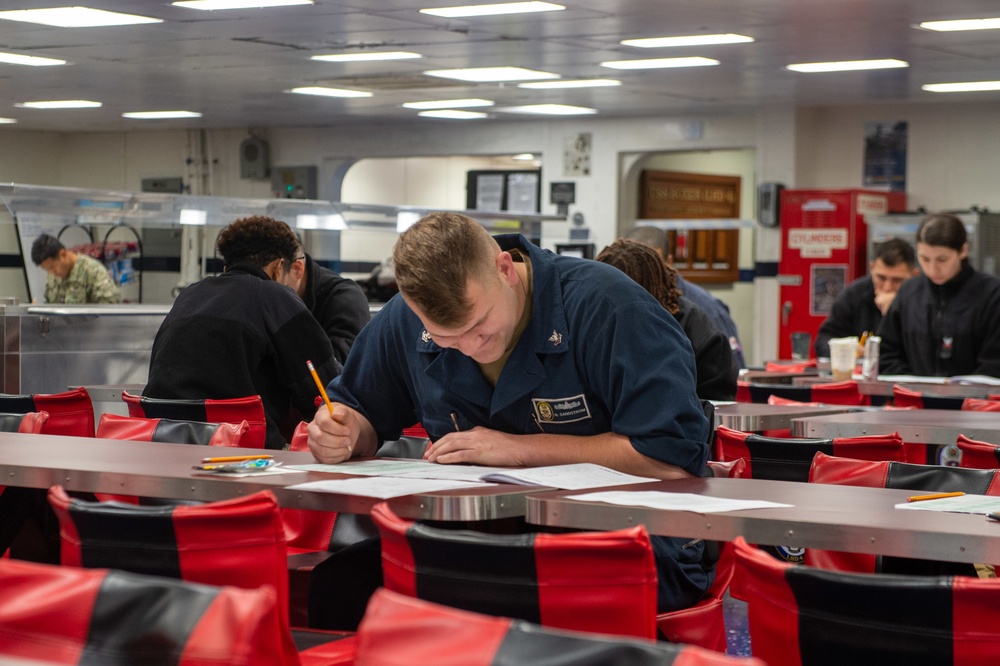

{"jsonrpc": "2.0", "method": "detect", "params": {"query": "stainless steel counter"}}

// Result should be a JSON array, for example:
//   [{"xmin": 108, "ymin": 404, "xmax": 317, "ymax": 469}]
[{"xmin": 2, "ymin": 303, "xmax": 168, "ymax": 394}]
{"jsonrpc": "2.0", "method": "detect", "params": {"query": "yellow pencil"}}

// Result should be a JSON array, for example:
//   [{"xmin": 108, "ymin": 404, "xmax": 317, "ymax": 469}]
[
  {"xmin": 307, "ymin": 359, "xmax": 334, "ymax": 414},
  {"xmin": 907, "ymin": 491, "xmax": 965, "ymax": 503},
  {"xmin": 200, "ymin": 454, "xmax": 273, "ymax": 463}
]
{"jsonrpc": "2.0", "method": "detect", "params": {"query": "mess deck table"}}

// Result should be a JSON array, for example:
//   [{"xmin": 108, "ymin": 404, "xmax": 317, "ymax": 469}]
[
  {"xmin": 0, "ymin": 432, "xmax": 540, "ymax": 522},
  {"xmin": 525, "ymin": 476, "xmax": 1000, "ymax": 565}
]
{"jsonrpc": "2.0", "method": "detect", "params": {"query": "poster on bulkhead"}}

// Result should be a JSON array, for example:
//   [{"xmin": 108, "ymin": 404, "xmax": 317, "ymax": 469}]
[{"xmin": 863, "ymin": 121, "xmax": 907, "ymax": 191}]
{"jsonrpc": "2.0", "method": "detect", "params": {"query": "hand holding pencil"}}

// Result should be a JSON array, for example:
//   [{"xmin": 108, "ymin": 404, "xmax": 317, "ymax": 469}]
[{"xmin": 306, "ymin": 359, "xmax": 356, "ymax": 463}]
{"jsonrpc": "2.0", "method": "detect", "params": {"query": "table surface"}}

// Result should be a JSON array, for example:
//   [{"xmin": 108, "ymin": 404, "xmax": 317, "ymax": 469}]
[
  {"xmin": 525, "ymin": 476, "xmax": 1000, "ymax": 564},
  {"xmin": 791, "ymin": 408, "xmax": 1000, "ymax": 444},
  {"xmin": 714, "ymin": 403, "xmax": 857, "ymax": 432},
  {"xmin": 0, "ymin": 432, "xmax": 538, "ymax": 521}
]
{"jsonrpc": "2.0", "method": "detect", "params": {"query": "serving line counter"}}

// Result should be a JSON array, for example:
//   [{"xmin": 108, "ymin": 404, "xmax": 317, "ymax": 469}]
[
  {"xmin": 1, "ymin": 303, "xmax": 167, "ymax": 395},
  {"xmin": 525, "ymin": 476, "xmax": 1000, "ymax": 565},
  {"xmin": 0, "ymin": 432, "xmax": 540, "ymax": 522}
]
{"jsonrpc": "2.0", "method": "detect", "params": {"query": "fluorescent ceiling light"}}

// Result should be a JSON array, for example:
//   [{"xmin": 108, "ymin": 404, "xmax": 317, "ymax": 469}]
[
  {"xmin": 16, "ymin": 100, "xmax": 102, "ymax": 109},
  {"xmin": 498, "ymin": 104, "xmax": 596, "ymax": 115},
  {"xmin": 397, "ymin": 211, "xmax": 421, "ymax": 232},
  {"xmin": 0, "ymin": 118, "xmax": 17, "ymax": 124},
  {"xmin": 622, "ymin": 33, "xmax": 754, "ymax": 48},
  {"xmin": 919, "ymin": 18, "xmax": 1000, "ymax": 32},
  {"xmin": 179, "ymin": 209, "xmax": 207, "ymax": 226},
  {"xmin": 403, "ymin": 98, "xmax": 493, "ymax": 109},
  {"xmin": 297, "ymin": 214, "xmax": 347, "ymax": 230},
  {"xmin": 922, "ymin": 80, "xmax": 1000, "ymax": 93},
  {"xmin": 122, "ymin": 110, "xmax": 202, "ymax": 119},
  {"xmin": 424, "ymin": 66, "xmax": 558, "ymax": 82},
  {"xmin": 512, "ymin": 153, "xmax": 535, "ymax": 160},
  {"xmin": 288, "ymin": 86, "xmax": 373, "ymax": 98},
  {"xmin": 600, "ymin": 56, "xmax": 719, "ymax": 70},
  {"xmin": 420, "ymin": 2, "xmax": 564, "ymax": 18},
  {"xmin": 786, "ymin": 59, "xmax": 909, "ymax": 73},
  {"xmin": 0, "ymin": 52, "xmax": 66, "ymax": 67},
  {"xmin": 418, "ymin": 109, "xmax": 488, "ymax": 119},
  {"xmin": 312, "ymin": 51, "xmax": 422, "ymax": 62},
  {"xmin": 519, "ymin": 78, "xmax": 620, "ymax": 89},
  {"xmin": 0, "ymin": 7, "xmax": 162, "ymax": 27},
  {"xmin": 173, "ymin": 0, "xmax": 313, "ymax": 9}
]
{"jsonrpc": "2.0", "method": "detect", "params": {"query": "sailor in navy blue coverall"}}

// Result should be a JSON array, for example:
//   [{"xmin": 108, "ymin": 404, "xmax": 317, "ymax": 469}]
[{"xmin": 308, "ymin": 213, "xmax": 713, "ymax": 612}]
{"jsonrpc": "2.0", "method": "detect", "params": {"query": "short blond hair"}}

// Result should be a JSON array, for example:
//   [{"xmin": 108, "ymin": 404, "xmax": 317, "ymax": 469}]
[{"xmin": 393, "ymin": 212, "xmax": 499, "ymax": 327}]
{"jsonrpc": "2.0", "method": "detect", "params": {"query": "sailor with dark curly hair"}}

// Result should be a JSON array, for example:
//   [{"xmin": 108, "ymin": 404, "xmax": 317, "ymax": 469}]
[{"xmin": 144, "ymin": 215, "xmax": 339, "ymax": 448}]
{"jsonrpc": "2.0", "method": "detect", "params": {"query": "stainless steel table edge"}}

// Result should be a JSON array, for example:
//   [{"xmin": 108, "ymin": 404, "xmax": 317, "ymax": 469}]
[
  {"xmin": 0, "ymin": 433, "xmax": 535, "ymax": 521},
  {"xmin": 715, "ymin": 404, "xmax": 856, "ymax": 432},
  {"xmin": 524, "ymin": 477, "xmax": 1000, "ymax": 564},
  {"xmin": 790, "ymin": 409, "xmax": 1000, "ymax": 443}
]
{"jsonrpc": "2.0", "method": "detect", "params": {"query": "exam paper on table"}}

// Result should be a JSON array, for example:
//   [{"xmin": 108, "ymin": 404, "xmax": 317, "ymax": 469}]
[
  {"xmin": 895, "ymin": 493, "xmax": 1000, "ymax": 515},
  {"xmin": 286, "ymin": 476, "xmax": 491, "ymax": 499},
  {"xmin": 287, "ymin": 460, "xmax": 656, "ymax": 490},
  {"xmin": 564, "ymin": 491, "xmax": 793, "ymax": 513}
]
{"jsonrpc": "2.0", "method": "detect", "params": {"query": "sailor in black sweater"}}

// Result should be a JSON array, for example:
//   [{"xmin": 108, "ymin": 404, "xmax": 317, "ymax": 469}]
[
  {"xmin": 145, "ymin": 216, "xmax": 339, "ymax": 449},
  {"xmin": 879, "ymin": 214, "xmax": 1000, "ymax": 377}
]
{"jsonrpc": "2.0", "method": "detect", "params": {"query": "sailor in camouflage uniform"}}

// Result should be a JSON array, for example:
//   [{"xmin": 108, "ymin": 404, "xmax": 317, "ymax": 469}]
[{"xmin": 30, "ymin": 234, "xmax": 121, "ymax": 304}]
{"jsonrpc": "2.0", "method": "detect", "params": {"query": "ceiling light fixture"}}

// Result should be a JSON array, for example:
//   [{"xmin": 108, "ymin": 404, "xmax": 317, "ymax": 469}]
[
  {"xmin": 919, "ymin": 18, "xmax": 1000, "ymax": 32},
  {"xmin": 0, "ymin": 7, "xmax": 161, "ymax": 27},
  {"xmin": 786, "ymin": 59, "xmax": 909, "ymax": 73},
  {"xmin": 922, "ymin": 80, "xmax": 1000, "ymax": 93},
  {"xmin": 622, "ymin": 33, "xmax": 754, "ymax": 48},
  {"xmin": 600, "ymin": 56, "xmax": 719, "ymax": 70},
  {"xmin": 403, "ymin": 98, "xmax": 494, "ymax": 109},
  {"xmin": 0, "ymin": 52, "xmax": 66, "ymax": 67},
  {"xmin": 423, "ymin": 66, "xmax": 559, "ymax": 82},
  {"xmin": 288, "ymin": 86, "xmax": 373, "ymax": 98},
  {"xmin": 512, "ymin": 153, "xmax": 535, "ymax": 160},
  {"xmin": 179, "ymin": 209, "xmax": 208, "ymax": 226},
  {"xmin": 0, "ymin": 117, "xmax": 17, "ymax": 124},
  {"xmin": 419, "ymin": 2, "xmax": 564, "ymax": 18},
  {"xmin": 518, "ymin": 79, "xmax": 620, "ymax": 89},
  {"xmin": 122, "ymin": 111, "xmax": 203, "ymax": 119},
  {"xmin": 498, "ymin": 104, "xmax": 596, "ymax": 115},
  {"xmin": 173, "ymin": 0, "xmax": 313, "ymax": 10},
  {"xmin": 296, "ymin": 213, "xmax": 347, "ymax": 230},
  {"xmin": 312, "ymin": 52, "xmax": 422, "ymax": 62},
  {"xmin": 16, "ymin": 100, "xmax": 102, "ymax": 109},
  {"xmin": 417, "ymin": 109, "xmax": 488, "ymax": 119}
]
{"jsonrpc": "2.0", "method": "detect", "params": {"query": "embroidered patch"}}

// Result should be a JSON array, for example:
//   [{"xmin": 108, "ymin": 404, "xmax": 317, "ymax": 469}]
[
  {"xmin": 774, "ymin": 545, "xmax": 805, "ymax": 564},
  {"xmin": 532, "ymin": 394, "xmax": 591, "ymax": 424}
]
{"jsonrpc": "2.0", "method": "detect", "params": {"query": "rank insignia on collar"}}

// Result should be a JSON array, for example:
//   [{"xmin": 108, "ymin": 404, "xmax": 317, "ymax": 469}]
[
  {"xmin": 548, "ymin": 330, "xmax": 562, "ymax": 346},
  {"xmin": 421, "ymin": 330, "xmax": 431, "ymax": 343}
]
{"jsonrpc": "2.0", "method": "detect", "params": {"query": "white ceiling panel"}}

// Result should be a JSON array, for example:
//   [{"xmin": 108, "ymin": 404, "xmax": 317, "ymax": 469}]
[{"xmin": 0, "ymin": 0, "xmax": 998, "ymax": 130}]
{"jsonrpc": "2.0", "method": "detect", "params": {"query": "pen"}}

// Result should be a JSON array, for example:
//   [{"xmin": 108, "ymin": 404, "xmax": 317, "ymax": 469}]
[
  {"xmin": 307, "ymin": 359, "xmax": 334, "ymax": 415},
  {"xmin": 200, "ymin": 454, "xmax": 274, "ymax": 463},
  {"xmin": 450, "ymin": 412, "xmax": 460, "ymax": 432},
  {"xmin": 907, "ymin": 491, "xmax": 965, "ymax": 503}
]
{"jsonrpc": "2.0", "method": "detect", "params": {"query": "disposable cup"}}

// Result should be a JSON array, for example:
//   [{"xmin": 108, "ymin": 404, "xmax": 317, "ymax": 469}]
[{"xmin": 828, "ymin": 336, "xmax": 859, "ymax": 380}]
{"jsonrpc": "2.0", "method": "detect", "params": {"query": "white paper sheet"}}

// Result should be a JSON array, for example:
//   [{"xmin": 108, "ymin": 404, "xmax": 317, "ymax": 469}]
[
  {"xmin": 565, "ymin": 490, "xmax": 793, "ymax": 513},
  {"xmin": 286, "ymin": 476, "xmax": 491, "ymax": 499},
  {"xmin": 895, "ymin": 493, "xmax": 1000, "ymax": 515},
  {"xmin": 286, "ymin": 460, "xmax": 655, "ymax": 490}
]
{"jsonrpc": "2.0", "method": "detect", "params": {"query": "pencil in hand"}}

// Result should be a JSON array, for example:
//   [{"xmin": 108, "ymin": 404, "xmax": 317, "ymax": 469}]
[{"xmin": 307, "ymin": 359, "xmax": 335, "ymax": 415}]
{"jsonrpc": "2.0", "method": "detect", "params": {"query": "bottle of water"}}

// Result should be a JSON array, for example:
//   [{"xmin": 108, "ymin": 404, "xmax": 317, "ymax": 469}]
[{"xmin": 861, "ymin": 336, "xmax": 881, "ymax": 381}]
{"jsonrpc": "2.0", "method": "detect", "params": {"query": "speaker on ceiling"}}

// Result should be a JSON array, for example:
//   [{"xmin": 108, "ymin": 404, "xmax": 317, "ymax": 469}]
[{"xmin": 239, "ymin": 138, "xmax": 270, "ymax": 180}]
